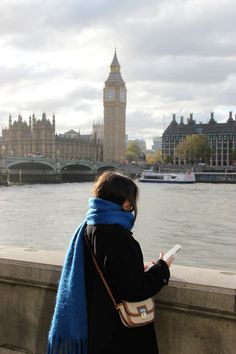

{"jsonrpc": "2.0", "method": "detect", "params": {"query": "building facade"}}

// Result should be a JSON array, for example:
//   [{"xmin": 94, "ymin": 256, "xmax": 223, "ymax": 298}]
[
  {"xmin": 103, "ymin": 51, "xmax": 127, "ymax": 162},
  {"xmin": 162, "ymin": 112, "xmax": 236, "ymax": 166},
  {"xmin": 1, "ymin": 113, "xmax": 103, "ymax": 161},
  {"xmin": 1, "ymin": 50, "xmax": 128, "ymax": 162},
  {"xmin": 152, "ymin": 136, "xmax": 162, "ymax": 151},
  {"xmin": 56, "ymin": 127, "xmax": 102, "ymax": 161},
  {"xmin": 2, "ymin": 113, "xmax": 55, "ymax": 158}
]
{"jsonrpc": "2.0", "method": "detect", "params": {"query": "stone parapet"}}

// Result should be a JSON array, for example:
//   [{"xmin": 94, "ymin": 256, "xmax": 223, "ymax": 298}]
[
  {"xmin": 155, "ymin": 265, "xmax": 236, "ymax": 354},
  {"xmin": 0, "ymin": 247, "xmax": 235, "ymax": 354}
]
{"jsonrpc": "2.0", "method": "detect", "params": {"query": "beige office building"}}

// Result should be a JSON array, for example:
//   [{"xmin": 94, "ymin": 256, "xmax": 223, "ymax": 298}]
[{"xmin": 103, "ymin": 51, "xmax": 127, "ymax": 162}]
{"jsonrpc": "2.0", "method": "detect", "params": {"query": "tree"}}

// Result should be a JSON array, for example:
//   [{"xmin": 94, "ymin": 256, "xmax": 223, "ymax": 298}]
[
  {"xmin": 175, "ymin": 134, "xmax": 211, "ymax": 165},
  {"xmin": 126, "ymin": 151, "xmax": 138, "ymax": 163},
  {"xmin": 125, "ymin": 141, "xmax": 142, "ymax": 162},
  {"xmin": 163, "ymin": 154, "xmax": 173, "ymax": 164},
  {"xmin": 146, "ymin": 149, "xmax": 162, "ymax": 165}
]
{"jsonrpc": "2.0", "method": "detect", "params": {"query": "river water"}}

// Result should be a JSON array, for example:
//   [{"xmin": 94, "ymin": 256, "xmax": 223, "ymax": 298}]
[{"xmin": 0, "ymin": 182, "xmax": 235, "ymax": 272}]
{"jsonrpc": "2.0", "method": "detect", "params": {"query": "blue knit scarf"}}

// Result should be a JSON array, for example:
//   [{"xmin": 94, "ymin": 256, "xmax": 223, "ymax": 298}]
[{"xmin": 47, "ymin": 197, "xmax": 134, "ymax": 354}]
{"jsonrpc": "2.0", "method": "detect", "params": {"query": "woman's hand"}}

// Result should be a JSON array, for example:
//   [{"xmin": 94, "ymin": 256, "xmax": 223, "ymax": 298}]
[
  {"xmin": 144, "ymin": 260, "xmax": 156, "ymax": 271},
  {"xmin": 159, "ymin": 251, "xmax": 174, "ymax": 268}
]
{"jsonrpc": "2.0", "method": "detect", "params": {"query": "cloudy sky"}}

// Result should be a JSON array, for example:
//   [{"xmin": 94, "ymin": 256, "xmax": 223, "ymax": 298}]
[{"xmin": 0, "ymin": 0, "xmax": 235, "ymax": 148}]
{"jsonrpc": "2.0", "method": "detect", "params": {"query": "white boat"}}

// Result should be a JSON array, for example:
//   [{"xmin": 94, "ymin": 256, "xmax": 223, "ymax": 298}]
[{"xmin": 138, "ymin": 170, "xmax": 196, "ymax": 183}]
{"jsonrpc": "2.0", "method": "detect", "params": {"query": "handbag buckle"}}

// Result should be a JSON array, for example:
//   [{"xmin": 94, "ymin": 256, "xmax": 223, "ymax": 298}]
[{"xmin": 139, "ymin": 307, "xmax": 147, "ymax": 319}]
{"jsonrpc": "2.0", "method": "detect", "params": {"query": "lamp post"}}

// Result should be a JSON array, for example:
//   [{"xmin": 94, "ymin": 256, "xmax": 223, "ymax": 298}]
[
  {"xmin": 0, "ymin": 145, "xmax": 6, "ymax": 185},
  {"xmin": 1, "ymin": 145, "xmax": 5, "ymax": 156},
  {"xmin": 55, "ymin": 149, "xmax": 61, "ymax": 183}
]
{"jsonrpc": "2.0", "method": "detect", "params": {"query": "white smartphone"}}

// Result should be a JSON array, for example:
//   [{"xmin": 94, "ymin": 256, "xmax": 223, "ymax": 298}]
[{"xmin": 163, "ymin": 244, "xmax": 181, "ymax": 261}]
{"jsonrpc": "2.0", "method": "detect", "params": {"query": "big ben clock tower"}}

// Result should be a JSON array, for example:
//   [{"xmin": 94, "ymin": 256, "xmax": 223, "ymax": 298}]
[{"xmin": 103, "ymin": 51, "xmax": 127, "ymax": 162}]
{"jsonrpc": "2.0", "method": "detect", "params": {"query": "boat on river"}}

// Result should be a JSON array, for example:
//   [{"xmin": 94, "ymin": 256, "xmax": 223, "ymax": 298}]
[{"xmin": 138, "ymin": 170, "xmax": 196, "ymax": 183}]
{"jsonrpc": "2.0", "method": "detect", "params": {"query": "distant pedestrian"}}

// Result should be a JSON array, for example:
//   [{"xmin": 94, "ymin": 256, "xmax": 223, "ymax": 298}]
[{"xmin": 47, "ymin": 170, "xmax": 174, "ymax": 354}]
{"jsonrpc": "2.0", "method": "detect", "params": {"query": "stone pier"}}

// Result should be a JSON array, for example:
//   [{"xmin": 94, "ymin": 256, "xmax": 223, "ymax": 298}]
[{"xmin": 0, "ymin": 247, "xmax": 235, "ymax": 354}]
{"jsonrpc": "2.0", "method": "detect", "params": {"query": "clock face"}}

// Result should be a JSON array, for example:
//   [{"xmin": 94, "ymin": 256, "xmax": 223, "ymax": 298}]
[{"xmin": 106, "ymin": 90, "xmax": 114, "ymax": 101}]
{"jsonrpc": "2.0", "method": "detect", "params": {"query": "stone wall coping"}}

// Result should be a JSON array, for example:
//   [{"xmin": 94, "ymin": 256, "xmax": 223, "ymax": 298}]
[
  {"xmin": 0, "ymin": 245, "xmax": 235, "ymax": 290},
  {"xmin": 0, "ymin": 246, "xmax": 235, "ymax": 319},
  {"xmin": 0, "ymin": 245, "xmax": 65, "ymax": 266},
  {"xmin": 170, "ymin": 264, "xmax": 236, "ymax": 290}
]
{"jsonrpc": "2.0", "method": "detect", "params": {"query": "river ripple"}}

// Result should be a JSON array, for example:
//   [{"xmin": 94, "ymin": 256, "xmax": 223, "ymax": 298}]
[{"xmin": 0, "ymin": 182, "xmax": 235, "ymax": 272}]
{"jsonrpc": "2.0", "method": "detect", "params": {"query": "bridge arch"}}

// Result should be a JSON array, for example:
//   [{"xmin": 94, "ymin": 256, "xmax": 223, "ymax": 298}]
[
  {"xmin": 7, "ymin": 161, "xmax": 55, "ymax": 171},
  {"xmin": 96, "ymin": 164, "xmax": 117, "ymax": 175},
  {"xmin": 60, "ymin": 163, "xmax": 94, "ymax": 182},
  {"xmin": 6, "ymin": 161, "xmax": 56, "ymax": 184}
]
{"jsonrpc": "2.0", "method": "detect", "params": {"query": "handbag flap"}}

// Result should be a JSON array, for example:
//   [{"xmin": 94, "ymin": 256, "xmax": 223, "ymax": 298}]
[{"xmin": 122, "ymin": 298, "xmax": 154, "ymax": 316}]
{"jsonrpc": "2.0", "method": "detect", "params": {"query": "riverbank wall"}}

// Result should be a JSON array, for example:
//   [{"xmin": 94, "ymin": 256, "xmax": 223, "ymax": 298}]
[{"xmin": 0, "ymin": 247, "xmax": 235, "ymax": 354}]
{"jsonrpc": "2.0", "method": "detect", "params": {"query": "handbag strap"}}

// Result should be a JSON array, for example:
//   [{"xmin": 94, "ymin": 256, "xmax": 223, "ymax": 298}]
[{"xmin": 84, "ymin": 233, "xmax": 119, "ymax": 309}]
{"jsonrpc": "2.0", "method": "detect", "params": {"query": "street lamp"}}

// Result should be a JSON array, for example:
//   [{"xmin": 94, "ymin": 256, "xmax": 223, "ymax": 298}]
[
  {"xmin": 1, "ymin": 145, "xmax": 6, "ymax": 183},
  {"xmin": 1, "ymin": 145, "xmax": 5, "ymax": 156}
]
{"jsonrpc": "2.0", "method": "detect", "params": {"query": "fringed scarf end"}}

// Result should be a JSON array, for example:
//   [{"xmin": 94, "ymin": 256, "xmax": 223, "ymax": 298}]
[{"xmin": 47, "ymin": 336, "xmax": 87, "ymax": 354}]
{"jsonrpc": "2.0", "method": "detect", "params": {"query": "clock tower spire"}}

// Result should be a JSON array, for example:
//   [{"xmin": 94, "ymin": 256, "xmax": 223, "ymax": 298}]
[{"xmin": 103, "ymin": 50, "xmax": 127, "ymax": 162}]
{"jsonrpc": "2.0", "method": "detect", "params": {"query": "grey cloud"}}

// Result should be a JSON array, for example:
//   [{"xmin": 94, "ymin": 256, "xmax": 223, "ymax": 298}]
[
  {"xmin": 0, "ymin": 2, "xmax": 43, "ymax": 35},
  {"xmin": 215, "ymin": 76, "xmax": 236, "ymax": 106},
  {"xmin": 1, "ymin": 85, "xmax": 100, "ymax": 114},
  {"xmin": 0, "ymin": 64, "xmax": 65, "ymax": 88},
  {"xmin": 0, "ymin": 0, "xmax": 159, "ymax": 49},
  {"xmin": 0, "ymin": 63, "xmax": 103, "ymax": 93},
  {"xmin": 127, "ymin": 57, "xmax": 236, "ymax": 84},
  {"xmin": 220, "ymin": 89, "xmax": 236, "ymax": 106},
  {"xmin": 0, "ymin": 111, "xmax": 9, "ymax": 128},
  {"xmin": 121, "ymin": 0, "xmax": 236, "ymax": 58},
  {"xmin": 66, "ymin": 86, "xmax": 101, "ymax": 102},
  {"xmin": 0, "ymin": 0, "xmax": 235, "ymax": 142},
  {"xmin": 1, "ymin": 0, "xmax": 236, "ymax": 58},
  {"xmin": 126, "ymin": 110, "xmax": 163, "ymax": 131},
  {"xmin": 74, "ymin": 103, "xmax": 94, "ymax": 112},
  {"xmin": 28, "ymin": 0, "xmax": 160, "ymax": 30}
]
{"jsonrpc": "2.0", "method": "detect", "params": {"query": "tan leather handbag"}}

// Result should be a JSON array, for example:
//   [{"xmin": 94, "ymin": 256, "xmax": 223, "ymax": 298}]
[
  {"xmin": 116, "ymin": 298, "xmax": 155, "ymax": 327},
  {"xmin": 85, "ymin": 235, "xmax": 155, "ymax": 328}
]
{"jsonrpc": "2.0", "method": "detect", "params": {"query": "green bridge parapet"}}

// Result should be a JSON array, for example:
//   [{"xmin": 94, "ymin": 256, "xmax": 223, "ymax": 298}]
[{"xmin": 0, "ymin": 247, "xmax": 235, "ymax": 354}]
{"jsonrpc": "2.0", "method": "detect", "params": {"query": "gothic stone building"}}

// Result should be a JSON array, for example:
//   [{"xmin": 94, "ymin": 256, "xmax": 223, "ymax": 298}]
[
  {"xmin": 1, "ymin": 50, "xmax": 127, "ymax": 162},
  {"xmin": 2, "ymin": 113, "xmax": 103, "ymax": 161},
  {"xmin": 2, "ymin": 113, "xmax": 55, "ymax": 158},
  {"xmin": 56, "ymin": 127, "xmax": 102, "ymax": 161},
  {"xmin": 162, "ymin": 112, "xmax": 236, "ymax": 166}
]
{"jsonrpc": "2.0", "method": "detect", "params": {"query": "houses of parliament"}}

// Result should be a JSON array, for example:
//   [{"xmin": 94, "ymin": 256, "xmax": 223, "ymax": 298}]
[
  {"xmin": 0, "ymin": 51, "xmax": 126, "ymax": 163},
  {"xmin": 1, "ymin": 49, "xmax": 236, "ymax": 167}
]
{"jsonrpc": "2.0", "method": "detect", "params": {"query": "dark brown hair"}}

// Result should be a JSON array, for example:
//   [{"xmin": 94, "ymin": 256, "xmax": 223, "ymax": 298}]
[{"xmin": 93, "ymin": 170, "xmax": 139, "ymax": 220}]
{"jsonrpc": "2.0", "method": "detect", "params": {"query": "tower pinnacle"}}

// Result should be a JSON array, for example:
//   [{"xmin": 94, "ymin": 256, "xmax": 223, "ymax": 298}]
[
  {"xmin": 110, "ymin": 50, "xmax": 120, "ymax": 72},
  {"xmin": 105, "ymin": 50, "xmax": 124, "ymax": 84}
]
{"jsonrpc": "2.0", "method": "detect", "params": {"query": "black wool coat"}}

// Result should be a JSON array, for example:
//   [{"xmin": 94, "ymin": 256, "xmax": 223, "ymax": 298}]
[{"xmin": 84, "ymin": 224, "xmax": 170, "ymax": 354}]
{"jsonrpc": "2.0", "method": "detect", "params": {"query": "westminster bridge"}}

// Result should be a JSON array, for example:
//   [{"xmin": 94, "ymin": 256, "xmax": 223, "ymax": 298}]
[
  {"xmin": 1, "ymin": 156, "xmax": 236, "ymax": 185},
  {"xmin": 0, "ymin": 156, "xmax": 144, "ymax": 184}
]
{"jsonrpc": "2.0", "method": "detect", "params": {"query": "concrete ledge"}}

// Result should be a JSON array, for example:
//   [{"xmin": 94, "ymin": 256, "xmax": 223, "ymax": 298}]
[
  {"xmin": 158, "ymin": 265, "xmax": 236, "ymax": 318},
  {"xmin": 0, "ymin": 246, "xmax": 65, "ymax": 266},
  {"xmin": 0, "ymin": 348, "xmax": 28, "ymax": 354},
  {"xmin": 0, "ymin": 246, "xmax": 63, "ymax": 290},
  {"xmin": 0, "ymin": 246, "xmax": 235, "ymax": 354}
]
